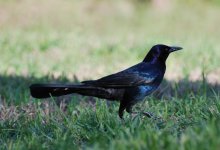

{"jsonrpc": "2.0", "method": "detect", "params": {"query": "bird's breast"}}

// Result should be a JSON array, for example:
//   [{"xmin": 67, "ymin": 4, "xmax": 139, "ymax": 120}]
[
  {"xmin": 133, "ymin": 85, "xmax": 156, "ymax": 101},
  {"xmin": 140, "ymin": 85, "xmax": 156, "ymax": 95}
]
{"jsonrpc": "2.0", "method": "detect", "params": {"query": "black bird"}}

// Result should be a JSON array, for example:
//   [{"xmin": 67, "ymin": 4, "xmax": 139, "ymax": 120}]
[{"xmin": 30, "ymin": 44, "xmax": 182, "ymax": 118}]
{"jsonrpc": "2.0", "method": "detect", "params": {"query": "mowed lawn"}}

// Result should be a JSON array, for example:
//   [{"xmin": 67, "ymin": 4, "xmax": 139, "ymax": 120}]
[{"xmin": 0, "ymin": 0, "xmax": 220, "ymax": 149}]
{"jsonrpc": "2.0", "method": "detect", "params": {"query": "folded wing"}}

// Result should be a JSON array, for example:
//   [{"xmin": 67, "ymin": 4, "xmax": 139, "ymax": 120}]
[{"xmin": 82, "ymin": 71, "xmax": 158, "ymax": 88}]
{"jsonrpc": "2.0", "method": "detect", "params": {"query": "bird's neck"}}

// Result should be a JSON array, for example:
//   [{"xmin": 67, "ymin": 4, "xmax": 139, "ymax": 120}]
[{"xmin": 143, "ymin": 54, "xmax": 168, "ymax": 65}]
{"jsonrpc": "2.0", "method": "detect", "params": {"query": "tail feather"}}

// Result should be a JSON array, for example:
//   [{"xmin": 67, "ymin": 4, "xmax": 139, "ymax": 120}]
[{"xmin": 29, "ymin": 84, "xmax": 112, "ymax": 99}]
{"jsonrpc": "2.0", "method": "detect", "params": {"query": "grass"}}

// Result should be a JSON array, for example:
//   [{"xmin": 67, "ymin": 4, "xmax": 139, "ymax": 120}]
[
  {"xmin": 1, "ymin": 0, "xmax": 220, "ymax": 149},
  {"xmin": 1, "ymin": 95, "xmax": 220, "ymax": 149}
]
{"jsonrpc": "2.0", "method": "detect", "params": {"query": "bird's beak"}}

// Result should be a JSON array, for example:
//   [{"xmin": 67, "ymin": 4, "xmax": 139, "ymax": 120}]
[{"xmin": 169, "ymin": 46, "xmax": 183, "ymax": 53}]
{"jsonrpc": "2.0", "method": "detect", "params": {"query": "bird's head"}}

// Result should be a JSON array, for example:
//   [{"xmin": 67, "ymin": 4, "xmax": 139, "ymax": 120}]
[{"xmin": 143, "ymin": 44, "xmax": 182, "ymax": 63}]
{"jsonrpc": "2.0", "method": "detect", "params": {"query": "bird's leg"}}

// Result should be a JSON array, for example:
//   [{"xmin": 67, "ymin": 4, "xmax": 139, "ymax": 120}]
[{"xmin": 118, "ymin": 102, "xmax": 127, "ymax": 119}]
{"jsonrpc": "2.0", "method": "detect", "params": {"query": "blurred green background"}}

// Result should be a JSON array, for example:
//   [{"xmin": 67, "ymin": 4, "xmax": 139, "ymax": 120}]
[
  {"xmin": 1, "ymin": 0, "xmax": 220, "ymax": 149},
  {"xmin": 1, "ymin": 0, "xmax": 220, "ymax": 102},
  {"xmin": 1, "ymin": 0, "xmax": 220, "ymax": 79}
]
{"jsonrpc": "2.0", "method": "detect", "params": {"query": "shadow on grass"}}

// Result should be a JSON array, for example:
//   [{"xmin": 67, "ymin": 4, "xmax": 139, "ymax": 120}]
[
  {"xmin": 0, "ymin": 74, "xmax": 79, "ymax": 104},
  {"xmin": 0, "ymin": 74, "xmax": 220, "ymax": 104}
]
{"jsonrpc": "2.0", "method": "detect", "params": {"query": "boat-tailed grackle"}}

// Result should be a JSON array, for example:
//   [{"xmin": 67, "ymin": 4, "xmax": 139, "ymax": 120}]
[{"xmin": 30, "ymin": 44, "xmax": 182, "ymax": 118}]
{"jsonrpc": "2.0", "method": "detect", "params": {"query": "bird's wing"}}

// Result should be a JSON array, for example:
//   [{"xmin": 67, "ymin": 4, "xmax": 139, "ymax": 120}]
[{"xmin": 82, "ymin": 63, "xmax": 159, "ymax": 88}]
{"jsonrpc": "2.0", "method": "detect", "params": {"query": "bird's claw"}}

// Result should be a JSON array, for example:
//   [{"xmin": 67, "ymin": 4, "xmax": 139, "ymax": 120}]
[
  {"xmin": 142, "ymin": 112, "xmax": 162, "ymax": 120},
  {"xmin": 142, "ymin": 112, "xmax": 154, "ymax": 118}
]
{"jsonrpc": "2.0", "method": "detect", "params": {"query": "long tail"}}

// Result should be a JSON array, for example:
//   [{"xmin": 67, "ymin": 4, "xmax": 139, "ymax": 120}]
[{"xmin": 30, "ymin": 84, "xmax": 112, "ymax": 99}]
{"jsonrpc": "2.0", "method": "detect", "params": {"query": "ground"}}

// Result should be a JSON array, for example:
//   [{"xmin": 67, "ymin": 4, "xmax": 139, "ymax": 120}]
[{"xmin": 0, "ymin": 0, "xmax": 220, "ymax": 149}]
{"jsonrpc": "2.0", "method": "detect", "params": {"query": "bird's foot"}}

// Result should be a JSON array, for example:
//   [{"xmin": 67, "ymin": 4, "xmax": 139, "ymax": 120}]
[
  {"xmin": 142, "ymin": 112, "xmax": 162, "ymax": 120},
  {"xmin": 129, "ymin": 111, "xmax": 163, "ymax": 120},
  {"xmin": 142, "ymin": 112, "xmax": 154, "ymax": 118},
  {"xmin": 129, "ymin": 111, "xmax": 155, "ymax": 119}
]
